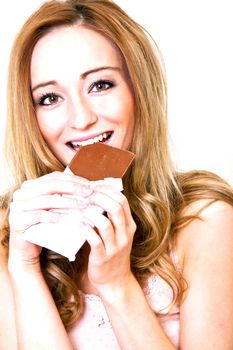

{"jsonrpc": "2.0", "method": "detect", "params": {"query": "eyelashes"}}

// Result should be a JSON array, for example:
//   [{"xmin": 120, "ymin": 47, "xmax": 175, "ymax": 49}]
[
  {"xmin": 34, "ymin": 79, "xmax": 115, "ymax": 107},
  {"xmin": 36, "ymin": 92, "xmax": 60, "ymax": 106},
  {"xmin": 88, "ymin": 79, "xmax": 115, "ymax": 93}
]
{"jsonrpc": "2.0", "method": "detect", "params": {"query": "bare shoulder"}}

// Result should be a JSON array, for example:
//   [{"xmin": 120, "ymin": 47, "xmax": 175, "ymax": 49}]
[
  {"xmin": 176, "ymin": 199, "xmax": 233, "ymax": 264},
  {"xmin": 176, "ymin": 200, "xmax": 233, "ymax": 349}
]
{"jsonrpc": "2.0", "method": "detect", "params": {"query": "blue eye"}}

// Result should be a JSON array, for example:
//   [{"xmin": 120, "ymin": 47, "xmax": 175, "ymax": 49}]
[
  {"xmin": 89, "ymin": 80, "xmax": 114, "ymax": 93},
  {"xmin": 37, "ymin": 92, "xmax": 61, "ymax": 106}
]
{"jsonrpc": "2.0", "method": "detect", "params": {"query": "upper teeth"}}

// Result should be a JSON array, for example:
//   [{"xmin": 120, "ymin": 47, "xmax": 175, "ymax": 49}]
[{"xmin": 70, "ymin": 132, "xmax": 111, "ymax": 148}]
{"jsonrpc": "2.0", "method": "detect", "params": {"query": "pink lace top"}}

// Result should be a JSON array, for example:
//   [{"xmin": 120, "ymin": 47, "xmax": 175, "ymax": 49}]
[{"xmin": 68, "ymin": 274, "xmax": 180, "ymax": 349}]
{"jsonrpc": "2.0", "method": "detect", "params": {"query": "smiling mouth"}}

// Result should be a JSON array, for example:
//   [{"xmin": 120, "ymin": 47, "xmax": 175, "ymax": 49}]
[{"xmin": 67, "ymin": 131, "xmax": 113, "ymax": 150}]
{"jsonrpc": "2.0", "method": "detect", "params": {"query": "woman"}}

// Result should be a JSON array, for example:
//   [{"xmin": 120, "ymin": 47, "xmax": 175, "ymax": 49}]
[{"xmin": 1, "ymin": 0, "xmax": 233, "ymax": 349}]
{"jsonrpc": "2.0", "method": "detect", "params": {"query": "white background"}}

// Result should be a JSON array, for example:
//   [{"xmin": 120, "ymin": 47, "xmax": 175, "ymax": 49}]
[{"xmin": 0, "ymin": 0, "xmax": 232, "ymax": 193}]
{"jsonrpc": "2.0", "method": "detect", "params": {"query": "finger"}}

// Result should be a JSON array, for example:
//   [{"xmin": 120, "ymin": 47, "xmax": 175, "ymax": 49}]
[
  {"xmin": 84, "ymin": 224, "xmax": 105, "ymax": 261},
  {"xmin": 10, "ymin": 194, "xmax": 88, "ymax": 212},
  {"xmin": 84, "ymin": 206, "xmax": 116, "ymax": 253},
  {"xmin": 14, "ymin": 174, "xmax": 93, "ymax": 201},
  {"xmin": 91, "ymin": 191, "xmax": 136, "ymax": 243},
  {"xmin": 89, "ymin": 192, "xmax": 128, "ymax": 241},
  {"xmin": 9, "ymin": 209, "xmax": 60, "ymax": 233},
  {"xmin": 22, "ymin": 171, "xmax": 89, "ymax": 188},
  {"xmin": 91, "ymin": 185, "xmax": 134, "ymax": 228}
]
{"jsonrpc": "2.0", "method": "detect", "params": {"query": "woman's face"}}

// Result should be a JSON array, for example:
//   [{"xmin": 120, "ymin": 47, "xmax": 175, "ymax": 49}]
[{"xmin": 31, "ymin": 25, "xmax": 135, "ymax": 166}]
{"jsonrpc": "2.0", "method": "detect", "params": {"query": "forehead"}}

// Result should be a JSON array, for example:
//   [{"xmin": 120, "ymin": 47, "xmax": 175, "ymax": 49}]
[{"xmin": 31, "ymin": 25, "xmax": 123, "ymax": 82}]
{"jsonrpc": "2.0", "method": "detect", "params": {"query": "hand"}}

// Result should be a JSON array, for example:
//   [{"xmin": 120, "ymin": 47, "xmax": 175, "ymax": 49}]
[
  {"xmin": 83, "ymin": 184, "xmax": 136, "ymax": 298},
  {"xmin": 8, "ymin": 171, "xmax": 92, "ymax": 269}
]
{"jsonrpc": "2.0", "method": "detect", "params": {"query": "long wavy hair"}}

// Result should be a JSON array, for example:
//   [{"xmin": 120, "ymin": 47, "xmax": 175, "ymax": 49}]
[{"xmin": 1, "ymin": 0, "xmax": 233, "ymax": 328}]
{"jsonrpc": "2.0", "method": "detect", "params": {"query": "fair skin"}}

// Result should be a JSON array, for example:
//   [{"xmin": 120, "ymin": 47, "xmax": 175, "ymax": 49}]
[
  {"xmin": 31, "ymin": 26, "xmax": 135, "ymax": 165},
  {"xmin": 1, "ymin": 25, "xmax": 233, "ymax": 350}
]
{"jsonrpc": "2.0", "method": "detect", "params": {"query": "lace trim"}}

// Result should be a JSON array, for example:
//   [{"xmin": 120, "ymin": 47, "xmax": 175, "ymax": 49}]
[
  {"xmin": 80, "ymin": 274, "xmax": 170, "ymax": 303},
  {"xmin": 79, "ymin": 250, "xmax": 180, "ymax": 306}
]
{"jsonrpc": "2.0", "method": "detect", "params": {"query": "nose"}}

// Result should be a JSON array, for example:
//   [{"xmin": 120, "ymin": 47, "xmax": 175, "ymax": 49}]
[{"xmin": 67, "ymin": 95, "xmax": 97, "ymax": 129}]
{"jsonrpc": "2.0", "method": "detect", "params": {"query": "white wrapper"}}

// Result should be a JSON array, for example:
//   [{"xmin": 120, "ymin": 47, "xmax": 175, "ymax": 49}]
[{"xmin": 23, "ymin": 177, "xmax": 123, "ymax": 261}]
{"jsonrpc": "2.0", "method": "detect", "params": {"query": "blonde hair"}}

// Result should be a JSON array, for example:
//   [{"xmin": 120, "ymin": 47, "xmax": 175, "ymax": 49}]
[{"xmin": 1, "ymin": 0, "xmax": 233, "ymax": 328}]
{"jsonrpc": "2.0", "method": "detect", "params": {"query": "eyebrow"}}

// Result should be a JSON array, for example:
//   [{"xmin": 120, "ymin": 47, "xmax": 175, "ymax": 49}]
[{"xmin": 31, "ymin": 66, "xmax": 121, "ymax": 92}]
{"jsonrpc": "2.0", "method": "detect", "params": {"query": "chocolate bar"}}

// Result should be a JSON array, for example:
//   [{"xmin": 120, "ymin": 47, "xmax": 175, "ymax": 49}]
[{"xmin": 68, "ymin": 143, "xmax": 135, "ymax": 180}]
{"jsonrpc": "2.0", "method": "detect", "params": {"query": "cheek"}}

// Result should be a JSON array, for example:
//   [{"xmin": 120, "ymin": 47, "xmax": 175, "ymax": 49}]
[
  {"xmin": 116, "ymin": 92, "xmax": 135, "ymax": 128},
  {"xmin": 36, "ymin": 112, "xmax": 66, "ymax": 141},
  {"xmin": 94, "ymin": 90, "xmax": 134, "ymax": 123},
  {"xmin": 115, "ymin": 88, "xmax": 134, "ymax": 123}
]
